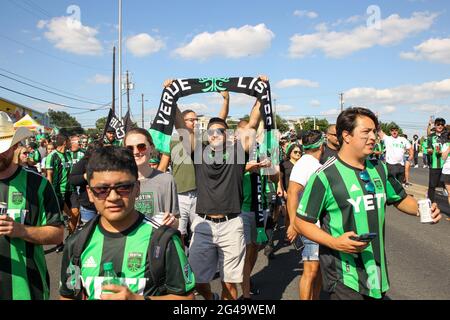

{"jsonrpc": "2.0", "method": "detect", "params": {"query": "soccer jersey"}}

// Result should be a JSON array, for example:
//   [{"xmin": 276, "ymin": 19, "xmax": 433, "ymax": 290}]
[
  {"xmin": 427, "ymin": 133, "xmax": 446, "ymax": 169},
  {"xmin": 30, "ymin": 149, "xmax": 42, "ymax": 163},
  {"xmin": 59, "ymin": 213, "xmax": 195, "ymax": 300},
  {"xmin": 68, "ymin": 150, "xmax": 85, "ymax": 166},
  {"xmin": 45, "ymin": 150, "xmax": 72, "ymax": 197},
  {"xmin": 0, "ymin": 167, "xmax": 63, "ymax": 300},
  {"xmin": 297, "ymin": 156, "xmax": 407, "ymax": 299},
  {"xmin": 241, "ymin": 171, "xmax": 269, "ymax": 213}
]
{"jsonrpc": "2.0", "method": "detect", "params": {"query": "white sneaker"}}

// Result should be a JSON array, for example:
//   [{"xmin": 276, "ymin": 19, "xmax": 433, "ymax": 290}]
[{"xmin": 414, "ymin": 165, "xmax": 419, "ymax": 168}]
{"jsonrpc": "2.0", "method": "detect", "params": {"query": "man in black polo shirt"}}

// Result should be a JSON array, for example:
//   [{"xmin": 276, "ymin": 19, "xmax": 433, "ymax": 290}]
[
  {"xmin": 320, "ymin": 124, "xmax": 339, "ymax": 164},
  {"xmin": 171, "ymin": 78, "xmax": 267, "ymax": 300}
]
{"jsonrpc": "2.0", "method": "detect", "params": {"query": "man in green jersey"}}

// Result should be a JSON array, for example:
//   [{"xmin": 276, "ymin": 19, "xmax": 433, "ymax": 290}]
[
  {"xmin": 46, "ymin": 134, "xmax": 74, "ymax": 233},
  {"xmin": 295, "ymin": 107, "xmax": 442, "ymax": 300},
  {"xmin": 426, "ymin": 118, "xmax": 447, "ymax": 202},
  {"xmin": 104, "ymin": 127, "xmax": 122, "ymax": 147},
  {"xmin": 59, "ymin": 146, "xmax": 195, "ymax": 300},
  {"xmin": 0, "ymin": 111, "xmax": 64, "ymax": 300},
  {"xmin": 68, "ymin": 135, "xmax": 85, "ymax": 231}
]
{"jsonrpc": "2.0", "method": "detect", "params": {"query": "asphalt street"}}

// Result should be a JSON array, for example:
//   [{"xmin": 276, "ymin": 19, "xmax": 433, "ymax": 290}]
[{"xmin": 46, "ymin": 167, "xmax": 450, "ymax": 300}]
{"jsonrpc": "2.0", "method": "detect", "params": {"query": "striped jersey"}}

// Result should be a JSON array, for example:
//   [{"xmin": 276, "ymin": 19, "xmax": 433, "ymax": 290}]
[
  {"xmin": 45, "ymin": 150, "xmax": 72, "ymax": 197},
  {"xmin": 68, "ymin": 150, "xmax": 85, "ymax": 166},
  {"xmin": 427, "ymin": 133, "xmax": 447, "ymax": 169},
  {"xmin": 0, "ymin": 167, "xmax": 63, "ymax": 300},
  {"xmin": 59, "ymin": 213, "xmax": 195, "ymax": 300},
  {"xmin": 297, "ymin": 156, "xmax": 407, "ymax": 299}
]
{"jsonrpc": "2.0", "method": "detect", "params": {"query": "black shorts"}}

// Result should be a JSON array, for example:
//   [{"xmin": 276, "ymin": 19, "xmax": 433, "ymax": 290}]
[
  {"xmin": 329, "ymin": 282, "xmax": 385, "ymax": 300},
  {"xmin": 57, "ymin": 193, "xmax": 72, "ymax": 211},
  {"xmin": 443, "ymin": 173, "xmax": 450, "ymax": 184},
  {"xmin": 429, "ymin": 168, "xmax": 443, "ymax": 188},
  {"xmin": 387, "ymin": 163, "xmax": 405, "ymax": 183},
  {"xmin": 70, "ymin": 192, "xmax": 80, "ymax": 209}
]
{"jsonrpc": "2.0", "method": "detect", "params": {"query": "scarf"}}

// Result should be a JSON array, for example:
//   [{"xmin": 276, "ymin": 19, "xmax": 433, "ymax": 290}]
[{"xmin": 149, "ymin": 77, "xmax": 275, "ymax": 156}]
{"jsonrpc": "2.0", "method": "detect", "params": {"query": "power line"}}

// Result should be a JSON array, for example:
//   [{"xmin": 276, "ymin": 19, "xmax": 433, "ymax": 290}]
[
  {"xmin": 0, "ymin": 72, "xmax": 108, "ymax": 106},
  {"xmin": 22, "ymin": 0, "xmax": 53, "ymax": 18},
  {"xmin": 0, "ymin": 34, "xmax": 109, "ymax": 72},
  {"xmin": 7, "ymin": 0, "xmax": 45, "ymax": 19},
  {"xmin": 0, "ymin": 85, "xmax": 94, "ymax": 110}
]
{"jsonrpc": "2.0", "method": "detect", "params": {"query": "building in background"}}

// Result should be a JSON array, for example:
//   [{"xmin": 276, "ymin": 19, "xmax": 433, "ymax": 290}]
[{"xmin": 0, "ymin": 97, "xmax": 50, "ymax": 126}]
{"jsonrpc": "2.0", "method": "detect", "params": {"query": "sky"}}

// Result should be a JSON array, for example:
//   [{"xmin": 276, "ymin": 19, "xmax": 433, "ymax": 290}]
[{"xmin": 0, "ymin": 0, "xmax": 449, "ymax": 137}]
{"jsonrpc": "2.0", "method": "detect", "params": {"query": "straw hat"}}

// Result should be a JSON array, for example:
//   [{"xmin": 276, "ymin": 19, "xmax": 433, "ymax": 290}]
[{"xmin": 0, "ymin": 111, "xmax": 32, "ymax": 154}]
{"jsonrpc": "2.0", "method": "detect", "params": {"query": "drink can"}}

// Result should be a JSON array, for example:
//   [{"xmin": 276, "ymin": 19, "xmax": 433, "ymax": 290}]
[
  {"xmin": 0, "ymin": 202, "xmax": 7, "ymax": 216},
  {"xmin": 418, "ymin": 199, "xmax": 433, "ymax": 224}
]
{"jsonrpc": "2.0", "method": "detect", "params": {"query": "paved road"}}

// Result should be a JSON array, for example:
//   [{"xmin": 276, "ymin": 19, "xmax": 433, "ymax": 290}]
[{"xmin": 46, "ymin": 168, "xmax": 450, "ymax": 300}]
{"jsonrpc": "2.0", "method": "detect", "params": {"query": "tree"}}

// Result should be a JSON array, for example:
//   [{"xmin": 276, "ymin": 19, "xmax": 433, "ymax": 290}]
[
  {"xmin": 295, "ymin": 118, "xmax": 329, "ymax": 134},
  {"xmin": 380, "ymin": 122, "xmax": 403, "ymax": 135},
  {"xmin": 96, "ymin": 117, "xmax": 108, "ymax": 133},
  {"xmin": 48, "ymin": 109, "xmax": 83, "ymax": 136}
]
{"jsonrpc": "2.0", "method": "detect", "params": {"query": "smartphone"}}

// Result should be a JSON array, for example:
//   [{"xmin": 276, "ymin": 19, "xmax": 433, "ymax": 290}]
[
  {"xmin": 293, "ymin": 237, "xmax": 304, "ymax": 251},
  {"xmin": 350, "ymin": 233, "xmax": 377, "ymax": 243}
]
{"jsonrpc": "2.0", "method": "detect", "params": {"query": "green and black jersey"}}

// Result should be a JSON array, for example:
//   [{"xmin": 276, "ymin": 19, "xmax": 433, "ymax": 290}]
[
  {"xmin": 297, "ymin": 156, "xmax": 407, "ymax": 299},
  {"xmin": 241, "ymin": 171, "xmax": 269, "ymax": 212},
  {"xmin": 0, "ymin": 167, "xmax": 63, "ymax": 300},
  {"xmin": 45, "ymin": 150, "xmax": 72, "ymax": 197},
  {"xmin": 103, "ymin": 137, "xmax": 122, "ymax": 147},
  {"xmin": 59, "ymin": 213, "xmax": 195, "ymax": 300},
  {"xmin": 68, "ymin": 150, "xmax": 85, "ymax": 166},
  {"xmin": 427, "ymin": 134, "xmax": 445, "ymax": 169},
  {"xmin": 30, "ymin": 149, "xmax": 42, "ymax": 164}
]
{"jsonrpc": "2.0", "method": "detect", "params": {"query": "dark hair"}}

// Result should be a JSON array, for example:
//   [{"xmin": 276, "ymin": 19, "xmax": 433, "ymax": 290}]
[
  {"xmin": 336, "ymin": 107, "xmax": 379, "ymax": 146},
  {"xmin": 181, "ymin": 109, "xmax": 196, "ymax": 118},
  {"xmin": 207, "ymin": 117, "xmax": 229, "ymax": 130},
  {"xmin": 28, "ymin": 142, "xmax": 38, "ymax": 149},
  {"xmin": 84, "ymin": 140, "xmax": 104, "ymax": 161},
  {"xmin": 86, "ymin": 146, "xmax": 138, "ymax": 182},
  {"xmin": 286, "ymin": 143, "xmax": 302, "ymax": 159},
  {"xmin": 124, "ymin": 128, "xmax": 154, "ymax": 147},
  {"xmin": 54, "ymin": 134, "xmax": 69, "ymax": 147},
  {"xmin": 435, "ymin": 118, "xmax": 446, "ymax": 125},
  {"xmin": 302, "ymin": 130, "xmax": 323, "ymax": 152},
  {"xmin": 413, "ymin": 135, "xmax": 418, "ymax": 139}
]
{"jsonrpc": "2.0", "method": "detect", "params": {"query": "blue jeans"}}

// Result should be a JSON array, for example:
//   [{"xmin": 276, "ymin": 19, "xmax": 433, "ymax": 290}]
[{"xmin": 80, "ymin": 206, "xmax": 97, "ymax": 223}]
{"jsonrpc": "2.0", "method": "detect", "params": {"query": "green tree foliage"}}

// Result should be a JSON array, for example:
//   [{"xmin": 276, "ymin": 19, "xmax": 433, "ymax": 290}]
[
  {"xmin": 48, "ymin": 109, "xmax": 83, "ymax": 136},
  {"xmin": 294, "ymin": 118, "xmax": 329, "ymax": 134}
]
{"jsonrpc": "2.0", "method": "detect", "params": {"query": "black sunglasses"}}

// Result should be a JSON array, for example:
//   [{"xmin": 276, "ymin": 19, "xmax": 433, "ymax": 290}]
[
  {"xmin": 207, "ymin": 128, "xmax": 226, "ymax": 136},
  {"xmin": 89, "ymin": 182, "xmax": 136, "ymax": 200},
  {"xmin": 126, "ymin": 143, "xmax": 147, "ymax": 153}
]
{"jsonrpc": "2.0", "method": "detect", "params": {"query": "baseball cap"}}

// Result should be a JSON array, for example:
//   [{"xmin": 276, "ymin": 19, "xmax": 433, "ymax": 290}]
[{"xmin": 207, "ymin": 117, "xmax": 229, "ymax": 130}]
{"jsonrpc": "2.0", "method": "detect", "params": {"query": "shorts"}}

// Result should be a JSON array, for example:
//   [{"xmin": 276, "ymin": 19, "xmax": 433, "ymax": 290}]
[
  {"xmin": 80, "ymin": 206, "xmax": 97, "ymax": 223},
  {"xmin": 429, "ymin": 168, "xmax": 443, "ymax": 188},
  {"xmin": 57, "ymin": 193, "xmax": 72, "ymax": 211},
  {"xmin": 329, "ymin": 282, "xmax": 385, "ymax": 300},
  {"xmin": 387, "ymin": 163, "xmax": 405, "ymax": 183},
  {"xmin": 301, "ymin": 236, "xmax": 319, "ymax": 261},
  {"xmin": 241, "ymin": 210, "xmax": 269, "ymax": 245},
  {"xmin": 188, "ymin": 214, "xmax": 246, "ymax": 283},
  {"xmin": 443, "ymin": 173, "xmax": 450, "ymax": 184},
  {"xmin": 70, "ymin": 192, "xmax": 80, "ymax": 210}
]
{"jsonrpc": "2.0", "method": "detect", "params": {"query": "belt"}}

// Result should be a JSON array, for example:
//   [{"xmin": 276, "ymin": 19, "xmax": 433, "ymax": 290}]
[{"xmin": 197, "ymin": 213, "xmax": 239, "ymax": 223}]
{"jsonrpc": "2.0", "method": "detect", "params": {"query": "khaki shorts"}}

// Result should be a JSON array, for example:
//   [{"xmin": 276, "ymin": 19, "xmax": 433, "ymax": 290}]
[
  {"xmin": 188, "ymin": 214, "xmax": 246, "ymax": 283},
  {"xmin": 241, "ymin": 210, "xmax": 269, "ymax": 245}
]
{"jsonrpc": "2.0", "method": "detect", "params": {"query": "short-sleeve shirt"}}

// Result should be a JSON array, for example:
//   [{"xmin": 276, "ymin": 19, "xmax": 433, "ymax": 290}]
[
  {"xmin": 427, "ymin": 133, "xmax": 446, "ymax": 169},
  {"xmin": 280, "ymin": 160, "xmax": 295, "ymax": 191},
  {"xmin": 193, "ymin": 142, "xmax": 247, "ymax": 215},
  {"xmin": 45, "ymin": 150, "xmax": 72, "ymax": 197},
  {"xmin": 442, "ymin": 143, "xmax": 450, "ymax": 175},
  {"xmin": 297, "ymin": 156, "xmax": 406, "ymax": 299},
  {"xmin": 169, "ymin": 139, "xmax": 196, "ymax": 194},
  {"xmin": 0, "ymin": 167, "xmax": 63, "ymax": 300},
  {"xmin": 135, "ymin": 169, "xmax": 180, "ymax": 218},
  {"xmin": 59, "ymin": 213, "xmax": 195, "ymax": 300},
  {"xmin": 320, "ymin": 145, "xmax": 339, "ymax": 165},
  {"xmin": 383, "ymin": 136, "xmax": 411, "ymax": 166}
]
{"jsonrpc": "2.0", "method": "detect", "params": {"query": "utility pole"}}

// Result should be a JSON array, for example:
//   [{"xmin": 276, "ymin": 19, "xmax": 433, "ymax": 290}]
[
  {"xmin": 340, "ymin": 93, "xmax": 344, "ymax": 112},
  {"xmin": 273, "ymin": 98, "xmax": 278, "ymax": 131},
  {"xmin": 118, "ymin": 0, "xmax": 123, "ymax": 119},
  {"xmin": 112, "ymin": 46, "xmax": 116, "ymax": 114},
  {"xmin": 313, "ymin": 116, "xmax": 316, "ymax": 130},
  {"xmin": 141, "ymin": 94, "xmax": 145, "ymax": 128},
  {"xmin": 126, "ymin": 71, "xmax": 130, "ymax": 114}
]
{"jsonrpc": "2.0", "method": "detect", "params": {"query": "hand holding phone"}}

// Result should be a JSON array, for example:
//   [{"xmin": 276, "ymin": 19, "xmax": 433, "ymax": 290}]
[{"xmin": 349, "ymin": 233, "xmax": 377, "ymax": 243}]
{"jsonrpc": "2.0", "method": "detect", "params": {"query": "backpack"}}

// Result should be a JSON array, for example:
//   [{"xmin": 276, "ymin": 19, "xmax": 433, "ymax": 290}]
[{"xmin": 71, "ymin": 215, "xmax": 181, "ymax": 296}]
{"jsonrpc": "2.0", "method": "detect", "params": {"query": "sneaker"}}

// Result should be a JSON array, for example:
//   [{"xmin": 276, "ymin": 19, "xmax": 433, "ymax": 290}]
[
  {"xmin": 250, "ymin": 281, "xmax": 260, "ymax": 296},
  {"xmin": 263, "ymin": 244, "xmax": 273, "ymax": 257},
  {"xmin": 414, "ymin": 165, "xmax": 419, "ymax": 168}
]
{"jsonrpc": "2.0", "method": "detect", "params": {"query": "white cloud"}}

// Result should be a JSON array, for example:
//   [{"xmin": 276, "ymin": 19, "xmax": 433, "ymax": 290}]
[
  {"xmin": 205, "ymin": 93, "xmax": 257, "ymax": 108},
  {"xmin": 126, "ymin": 33, "xmax": 165, "ymax": 57},
  {"xmin": 38, "ymin": 16, "xmax": 103, "ymax": 56},
  {"xmin": 310, "ymin": 99, "xmax": 321, "ymax": 107},
  {"xmin": 411, "ymin": 104, "xmax": 450, "ymax": 113},
  {"xmin": 18, "ymin": 50, "xmax": 25, "ymax": 55},
  {"xmin": 276, "ymin": 104, "xmax": 294, "ymax": 112},
  {"xmin": 321, "ymin": 109, "xmax": 340, "ymax": 116},
  {"xmin": 400, "ymin": 38, "xmax": 450, "ymax": 64},
  {"xmin": 379, "ymin": 106, "xmax": 396, "ymax": 114},
  {"xmin": 345, "ymin": 78, "xmax": 450, "ymax": 106},
  {"xmin": 293, "ymin": 10, "xmax": 319, "ymax": 19},
  {"xmin": 289, "ymin": 12, "xmax": 437, "ymax": 58},
  {"xmin": 275, "ymin": 78, "xmax": 320, "ymax": 89},
  {"xmin": 179, "ymin": 103, "xmax": 209, "ymax": 112},
  {"xmin": 88, "ymin": 74, "xmax": 112, "ymax": 85},
  {"xmin": 174, "ymin": 24, "xmax": 275, "ymax": 60}
]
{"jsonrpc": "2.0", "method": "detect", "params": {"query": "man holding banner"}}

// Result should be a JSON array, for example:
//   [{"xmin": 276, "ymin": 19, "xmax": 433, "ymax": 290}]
[{"xmin": 152, "ymin": 76, "xmax": 275, "ymax": 300}]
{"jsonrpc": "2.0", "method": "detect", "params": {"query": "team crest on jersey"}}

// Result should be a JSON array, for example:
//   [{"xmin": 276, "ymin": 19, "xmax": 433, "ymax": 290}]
[
  {"xmin": 183, "ymin": 263, "xmax": 194, "ymax": 284},
  {"xmin": 11, "ymin": 192, "xmax": 24, "ymax": 205},
  {"xmin": 373, "ymin": 178, "xmax": 383, "ymax": 191},
  {"xmin": 127, "ymin": 252, "xmax": 143, "ymax": 272}
]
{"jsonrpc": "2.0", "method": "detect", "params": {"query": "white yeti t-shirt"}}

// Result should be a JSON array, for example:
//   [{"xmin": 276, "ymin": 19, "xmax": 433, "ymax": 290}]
[{"xmin": 383, "ymin": 135, "xmax": 411, "ymax": 166}]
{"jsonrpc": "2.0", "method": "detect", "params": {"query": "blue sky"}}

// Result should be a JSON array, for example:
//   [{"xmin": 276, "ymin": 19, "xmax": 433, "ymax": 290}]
[{"xmin": 1, "ymin": 0, "xmax": 449, "ymax": 137}]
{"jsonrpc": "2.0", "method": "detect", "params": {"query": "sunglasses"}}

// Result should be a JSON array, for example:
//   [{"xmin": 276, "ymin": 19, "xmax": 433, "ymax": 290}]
[
  {"xmin": 293, "ymin": 151, "xmax": 301, "ymax": 155},
  {"xmin": 436, "ymin": 122, "xmax": 445, "ymax": 127},
  {"xmin": 89, "ymin": 182, "xmax": 136, "ymax": 200},
  {"xmin": 359, "ymin": 170, "xmax": 375, "ymax": 194},
  {"xmin": 126, "ymin": 143, "xmax": 148, "ymax": 153},
  {"xmin": 207, "ymin": 128, "xmax": 226, "ymax": 136},
  {"xmin": 185, "ymin": 118, "xmax": 199, "ymax": 123}
]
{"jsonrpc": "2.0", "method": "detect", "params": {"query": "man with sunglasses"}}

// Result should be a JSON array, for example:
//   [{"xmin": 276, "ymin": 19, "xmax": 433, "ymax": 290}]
[
  {"xmin": 60, "ymin": 147, "xmax": 195, "ymax": 300},
  {"xmin": 295, "ymin": 107, "xmax": 441, "ymax": 300},
  {"xmin": 378, "ymin": 124, "xmax": 412, "ymax": 187},
  {"xmin": 320, "ymin": 124, "xmax": 339, "ymax": 164},
  {"xmin": 426, "ymin": 118, "xmax": 448, "ymax": 202},
  {"xmin": 171, "ymin": 78, "xmax": 267, "ymax": 300}
]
